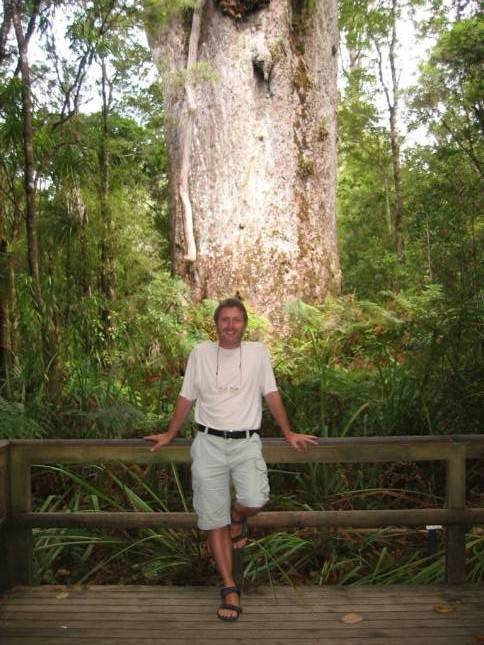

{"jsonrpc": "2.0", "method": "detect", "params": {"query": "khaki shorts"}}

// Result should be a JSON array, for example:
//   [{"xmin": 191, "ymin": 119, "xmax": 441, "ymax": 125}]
[{"xmin": 190, "ymin": 431, "xmax": 270, "ymax": 530}]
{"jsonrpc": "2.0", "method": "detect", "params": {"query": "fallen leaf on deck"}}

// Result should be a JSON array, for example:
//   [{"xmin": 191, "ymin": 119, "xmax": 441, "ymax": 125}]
[
  {"xmin": 432, "ymin": 604, "xmax": 455, "ymax": 614},
  {"xmin": 340, "ymin": 613, "xmax": 364, "ymax": 624},
  {"xmin": 55, "ymin": 592, "xmax": 69, "ymax": 599},
  {"xmin": 472, "ymin": 635, "xmax": 484, "ymax": 642}
]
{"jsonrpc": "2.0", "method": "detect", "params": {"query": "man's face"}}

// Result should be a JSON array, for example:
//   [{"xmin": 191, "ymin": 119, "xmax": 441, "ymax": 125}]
[{"xmin": 215, "ymin": 306, "xmax": 247, "ymax": 348}]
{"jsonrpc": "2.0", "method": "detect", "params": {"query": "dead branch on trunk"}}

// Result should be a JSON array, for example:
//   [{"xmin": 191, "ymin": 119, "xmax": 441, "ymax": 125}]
[{"xmin": 179, "ymin": 0, "xmax": 206, "ymax": 263}]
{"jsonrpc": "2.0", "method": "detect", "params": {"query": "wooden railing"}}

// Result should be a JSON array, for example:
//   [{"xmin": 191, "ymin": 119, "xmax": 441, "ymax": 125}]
[{"xmin": 1, "ymin": 435, "xmax": 483, "ymax": 591}]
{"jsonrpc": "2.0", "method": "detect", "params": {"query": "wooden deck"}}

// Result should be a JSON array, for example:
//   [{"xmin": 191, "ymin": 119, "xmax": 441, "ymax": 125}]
[{"xmin": 0, "ymin": 585, "xmax": 483, "ymax": 644}]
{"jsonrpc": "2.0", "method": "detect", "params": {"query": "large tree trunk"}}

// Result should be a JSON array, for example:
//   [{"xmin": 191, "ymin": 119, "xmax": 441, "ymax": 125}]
[{"xmin": 145, "ymin": 0, "xmax": 340, "ymax": 314}]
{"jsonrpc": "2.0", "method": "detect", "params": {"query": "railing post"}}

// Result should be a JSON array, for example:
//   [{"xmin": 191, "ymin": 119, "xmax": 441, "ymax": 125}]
[
  {"xmin": 4, "ymin": 444, "xmax": 32, "ymax": 588},
  {"xmin": 445, "ymin": 445, "xmax": 466, "ymax": 584},
  {"xmin": 0, "ymin": 441, "xmax": 9, "ymax": 592}
]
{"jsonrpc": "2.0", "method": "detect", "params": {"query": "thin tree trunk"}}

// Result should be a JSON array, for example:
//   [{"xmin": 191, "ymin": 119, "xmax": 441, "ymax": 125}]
[
  {"xmin": 11, "ymin": 0, "xmax": 45, "ymax": 311},
  {"xmin": 99, "ymin": 55, "xmax": 114, "ymax": 343},
  {"xmin": 389, "ymin": 109, "xmax": 404, "ymax": 261},
  {"xmin": 73, "ymin": 186, "xmax": 91, "ymax": 298},
  {"xmin": 426, "ymin": 217, "xmax": 433, "ymax": 281},
  {"xmin": 0, "ymin": 234, "xmax": 12, "ymax": 397},
  {"xmin": 383, "ymin": 171, "xmax": 392, "ymax": 236},
  {"xmin": 0, "ymin": 0, "xmax": 13, "ymax": 66},
  {"xmin": 373, "ymin": 0, "xmax": 405, "ymax": 262}
]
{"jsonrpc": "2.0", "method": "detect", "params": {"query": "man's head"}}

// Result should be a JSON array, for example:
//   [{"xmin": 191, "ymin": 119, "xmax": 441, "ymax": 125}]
[{"xmin": 214, "ymin": 298, "xmax": 248, "ymax": 349}]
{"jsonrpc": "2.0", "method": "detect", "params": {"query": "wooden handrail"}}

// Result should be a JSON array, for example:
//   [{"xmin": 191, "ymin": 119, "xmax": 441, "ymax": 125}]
[
  {"xmin": 12, "ymin": 508, "xmax": 484, "ymax": 529},
  {"xmin": 1, "ymin": 435, "xmax": 483, "ymax": 591},
  {"xmin": 8, "ymin": 434, "xmax": 484, "ymax": 463}
]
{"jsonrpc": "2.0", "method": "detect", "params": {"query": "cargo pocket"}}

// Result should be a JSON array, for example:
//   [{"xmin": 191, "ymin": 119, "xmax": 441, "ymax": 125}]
[{"xmin": 255, "ymin": 458, "xmax": 270, "ymax": 501}]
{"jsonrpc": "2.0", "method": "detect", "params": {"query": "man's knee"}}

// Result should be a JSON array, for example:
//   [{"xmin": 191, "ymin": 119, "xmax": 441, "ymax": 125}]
[
  {"xmin": 233, "ymin": 501, "xmax": 266, "ymax": 516},
  {"xmin": 235, "ymin": 477, "xmax": 270, "ymax": 511}
]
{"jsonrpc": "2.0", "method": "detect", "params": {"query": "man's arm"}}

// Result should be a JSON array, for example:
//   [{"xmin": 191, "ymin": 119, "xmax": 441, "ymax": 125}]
[
  {"xmin": 264, "ymin": 390, "xmax": 318, "ymax": 451},
  {"xmin": 144, "ymin": 395, "xmax": 194, "ymax": 452}
]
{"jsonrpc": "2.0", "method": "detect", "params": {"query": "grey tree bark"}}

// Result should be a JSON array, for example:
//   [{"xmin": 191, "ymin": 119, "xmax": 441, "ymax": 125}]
[{"xmin": 145, "ymin": 0, "xmax": 341, "ymax": 314}]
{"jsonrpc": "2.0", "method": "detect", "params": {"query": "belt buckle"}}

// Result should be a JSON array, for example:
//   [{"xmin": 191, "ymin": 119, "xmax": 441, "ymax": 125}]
[{"xmin": 223, "ymin": 430, "xmax": 229, "ymax": 439}]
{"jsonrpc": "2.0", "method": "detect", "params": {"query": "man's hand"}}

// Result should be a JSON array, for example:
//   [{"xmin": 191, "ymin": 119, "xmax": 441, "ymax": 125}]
[
  {"xmin": 284, "ymin": 431, "xmax": 318, "ymax": 451},
  {"xmin": 144, "ymin": 432, "xmax": 174, "ymax": 452},
  {"xmin": 144, "ymin": 396, "xmax": 193, "ymax": 452},
  {"xmin": 264, "ymin": 391, "xmax": 318, "ymax": 451}
]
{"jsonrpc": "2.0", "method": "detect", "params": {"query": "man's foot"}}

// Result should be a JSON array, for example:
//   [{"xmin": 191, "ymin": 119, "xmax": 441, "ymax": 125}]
[
  {"xmin": 217, "ymin": 586, "xmax": 242, "ymax": 622},
  {"xmin": 230, "ymin": 510, "xmax": 248, "ymax": 550}
]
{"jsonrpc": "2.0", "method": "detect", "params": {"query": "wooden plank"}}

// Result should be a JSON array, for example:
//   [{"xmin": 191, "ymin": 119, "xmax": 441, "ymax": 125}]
[
  {"xmin": 2, "ymin": 616, "xmax": 481, "ymax": 630},
  {"xmin": 1, "ymin": 626, "xmax": 480, "ymax": 638},
  {"xmin": 4, "ymin": 599, "xmax": 483, "ymax": 612},
  {"xmin": 2, "ymin": 592, "xmax": 482, "ymax": 608},
  {"xmin": 11, "ymin": 435, "xmax": 484, "ymax": 465},
  {"xmin": 6, "ymin": 583, "xmax": 483, "ymax": 598},
  {"xmin": 2, "ymin": 593, "xmax": 482, "ymax": 611},
  {"xmin": 5, "ymin": 447, "xmax": 31, "ymax": 588},
  {"xmin": 2, "ymin": 636, "xmax": 477, "ymax": 645},
  {"xmin": 2, "ymin": 605, "xmax": 481, "ymax": 620},
  {"xmin": 1, "ymin": 599, "xmax": 484, "ymax": 630},
  {"xmin": 1, "ymin": 587, "xmax": 482, "ymax": 613},
  {"xmin": 4, "ymin": 602, "xmax": 483, "ymax": 615},
  {"xmin": 2, "ymin": 626, "xmax": 478, "ymax": 645},
  {"xmin": 2, "ymin": 626, "xmax": 477, "ymax": 645},
  {"xmin": 11, "ymin": 508, "xmax": 484, "ymax": 530},
  {"xmin": 446, "ymin": 447, "xmax": 467, "ymax": 584},
  {"xmin": 2, "ymin": 594, "xmax": 482, "ymax": 608},
  {"xmin": 0, "ymin": 626, "xmax": 481, "ymax": 640},
  {"xmin": 4, "ymin": 597, "xmax": 483, "ymax": 609},
  {"xmin": 4, "ymin": 584, "xmax": 482, "ymax": 597}
]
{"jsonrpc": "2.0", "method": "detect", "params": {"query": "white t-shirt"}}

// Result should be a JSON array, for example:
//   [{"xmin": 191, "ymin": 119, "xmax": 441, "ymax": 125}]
[{"xmin": 180, "ymin": 341, "xmax": 278, "ymax": 431}]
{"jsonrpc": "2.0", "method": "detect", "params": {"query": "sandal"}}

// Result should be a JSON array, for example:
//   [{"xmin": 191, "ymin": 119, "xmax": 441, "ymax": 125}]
[
  {"xmin": 217, "ymin": 586, "xmax": 242, "ymax": 622},
  {"xmin": 230, "ymin": 510, "xmax": 248, "ymax": 549}
]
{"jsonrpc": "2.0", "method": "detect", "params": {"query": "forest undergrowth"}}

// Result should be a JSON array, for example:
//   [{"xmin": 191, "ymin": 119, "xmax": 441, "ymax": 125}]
[{"xmin": 5, "ymin": 286, "xmax": 481, "ymax": 587}]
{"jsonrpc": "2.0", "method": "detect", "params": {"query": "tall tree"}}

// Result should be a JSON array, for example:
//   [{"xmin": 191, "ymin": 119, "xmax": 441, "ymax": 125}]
[
  {"xmin": 99, "ymin": 50, "xmax": 115, "ymax": 343},
  {"xmin": 369, "ymin": 0, "xmax": 405, "ymax": 262},
  {"xmin": 340, "ymin": 0, "xmax": 406, "ymax": 263},
  {"xmin": 411, "ymin": 16, "xmax": 483, "ymax": 177},
  {"xmin": 144, "ymin": 0, "xmax": 341, "ymax": 313},
  {"xmin": 10, "ymin": 0, "xmax": 45, "ymax": 312},
  {"xmin": 0, "ymin": 215, "xmax": 12, "ymax": 396}
]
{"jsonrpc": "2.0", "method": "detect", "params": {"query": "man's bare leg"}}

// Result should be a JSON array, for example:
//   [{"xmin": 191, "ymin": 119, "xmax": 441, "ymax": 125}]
[
  {"xmin": 208, "ymin": 505, "xmax": 263, "ymax": 619},
  {"xmin": 207, "ymin": 526, "xmax": 239, "ymax": 620}
]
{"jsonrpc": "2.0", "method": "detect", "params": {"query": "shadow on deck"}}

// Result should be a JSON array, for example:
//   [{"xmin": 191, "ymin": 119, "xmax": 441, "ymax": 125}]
[{"xmin": 1, "ymin": 584, "xmax": 483, "ymax": 645}]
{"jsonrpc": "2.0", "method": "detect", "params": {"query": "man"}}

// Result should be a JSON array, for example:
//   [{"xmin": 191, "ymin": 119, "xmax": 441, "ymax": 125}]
[{"xmin": 145, "ymin": 298, "xmax": 317, "ymax": 621}]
